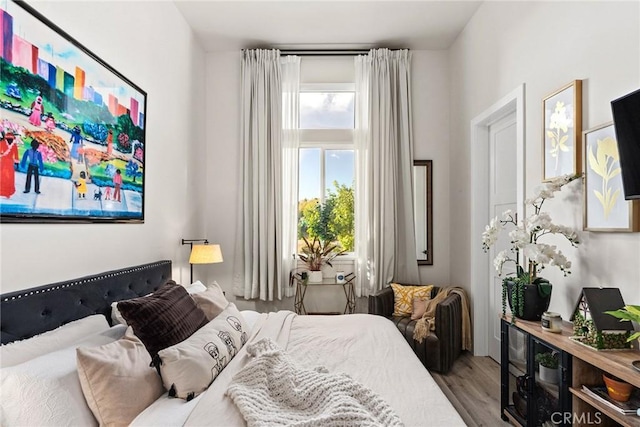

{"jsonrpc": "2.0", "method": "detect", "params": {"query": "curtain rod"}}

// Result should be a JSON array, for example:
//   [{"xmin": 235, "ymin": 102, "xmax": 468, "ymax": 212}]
[{"xmin": 278, "ymin": 49, "xmax": 371, "ymax": 57}]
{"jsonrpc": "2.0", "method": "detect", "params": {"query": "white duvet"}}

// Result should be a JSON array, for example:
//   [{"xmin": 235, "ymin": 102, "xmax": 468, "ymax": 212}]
[{"xmin": 132, "ymin": 311, "xmax": 464, "ymax": 427}]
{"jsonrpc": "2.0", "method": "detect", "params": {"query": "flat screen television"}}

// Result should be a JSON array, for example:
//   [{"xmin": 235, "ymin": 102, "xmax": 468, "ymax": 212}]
[{"xmin": 611, "ymin": 88, "xmax": 640, "ymax": 200}]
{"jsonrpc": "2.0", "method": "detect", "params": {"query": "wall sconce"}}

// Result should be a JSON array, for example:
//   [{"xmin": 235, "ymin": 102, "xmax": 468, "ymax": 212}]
[{"xmin": 181, "ymin": 239, "xmax": 223, "ymax": 283}]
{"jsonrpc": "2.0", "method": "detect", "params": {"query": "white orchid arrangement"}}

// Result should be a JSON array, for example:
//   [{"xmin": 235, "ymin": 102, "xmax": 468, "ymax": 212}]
[{"xmin": 482, "ymin": 173, "xmax": 582, "ymax": 284}]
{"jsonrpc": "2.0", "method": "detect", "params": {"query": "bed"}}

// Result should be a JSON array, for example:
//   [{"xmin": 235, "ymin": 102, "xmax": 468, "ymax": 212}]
[{"xmin": 0, "ymin": 260, "xmax": 464, "ymax": 426}]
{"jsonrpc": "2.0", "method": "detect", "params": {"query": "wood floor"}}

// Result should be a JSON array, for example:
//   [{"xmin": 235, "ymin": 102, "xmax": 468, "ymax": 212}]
[{"xmin": 430, "ymin": 351, "xmax": 511, "ymax": 427}]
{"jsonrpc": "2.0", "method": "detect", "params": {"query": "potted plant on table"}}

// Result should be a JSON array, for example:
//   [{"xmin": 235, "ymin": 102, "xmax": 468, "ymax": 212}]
[
  {"xmin": 605, "ymin": 305, "xmax": 640, "ymax": 347},
  {"xmin": 535, "ymin": 352, "xmax": 560, "ymax": 384},
  {"xmin": 482, "ymin": 173, "xmax": 582, "ymax": 321},
  {"xmin": 298, "ymin": 236, "xmax": 343, "ymax": 283}
]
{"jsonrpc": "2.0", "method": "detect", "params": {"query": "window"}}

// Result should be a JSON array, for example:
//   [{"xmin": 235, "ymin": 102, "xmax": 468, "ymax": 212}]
[
  {"xmin": 296, "ymin": 83, "xmax": 355, "ymax": 254},
  {"xmin": 299, "ymin": 92, "xmax": 355, "ymax": 129},
  {"xmin": 298, "ymin": 148, "xmax": 354, "ymax": 252}
]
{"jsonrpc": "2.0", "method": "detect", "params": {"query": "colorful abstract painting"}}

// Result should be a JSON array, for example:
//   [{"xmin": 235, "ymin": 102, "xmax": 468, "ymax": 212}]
[{"xmin": 0, "ymin": 0, "xmax": 146, "ymax": 222}]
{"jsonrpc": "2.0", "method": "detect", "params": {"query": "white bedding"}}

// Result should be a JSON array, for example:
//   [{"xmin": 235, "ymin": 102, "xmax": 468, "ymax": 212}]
[{"xmin": 132, "ymin": 311, "xmax": 464, "ymax": 427}]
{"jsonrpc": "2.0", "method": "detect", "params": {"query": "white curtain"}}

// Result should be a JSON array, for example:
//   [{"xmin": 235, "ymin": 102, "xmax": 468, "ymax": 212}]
[
  {"xmin": 235, "ymin": 49, "xmax": 284, "ymax": 301},
  {"xmin": 280, "ymin": 56, "xmax": 301, "ymax": 298},
  {"xmin": 354, "ymin": 49, "xmax": 420, "ymax": 297}
]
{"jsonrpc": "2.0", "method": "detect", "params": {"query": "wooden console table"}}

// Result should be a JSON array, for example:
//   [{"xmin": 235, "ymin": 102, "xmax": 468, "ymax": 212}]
[
  {"xmin": 293, "ymin": 272, "xmax": 356, "ymax": 315},
  {"xmin": 502, "ymin": 315, "xmax": 640, "ymax": 427}
]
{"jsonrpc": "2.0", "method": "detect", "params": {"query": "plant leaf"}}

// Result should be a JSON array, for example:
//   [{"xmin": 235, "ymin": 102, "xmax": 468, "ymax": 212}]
[
  {"xmin": 604, "ymin": 310, "xmax": 635, "ymax": 321},
  {"xmin": 628, "ymin": 332, "xmax": 640, "ymax": 342},
  {"xmin": 610, "ymin": 168, "xmax": 621, "ymax": 179},
  {"xmin": 625, "ymin": 305, "xmax": 640, "ymax": 317},
  {"xmin": 588, "ymin": 148, "xmax": 605, "ymax": 178},
  {"xmin": 609, "ymin": 189, "xmax": 620, "ymax": 209},
  {"xmin": 594, "ymin": 190, "xmax": 605, "ymax": 207}
]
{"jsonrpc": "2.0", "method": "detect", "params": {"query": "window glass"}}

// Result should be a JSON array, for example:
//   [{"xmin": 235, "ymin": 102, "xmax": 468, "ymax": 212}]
[
  {"xmin": 299, "ymin": 92, "xmax": 355, "ymax": 129},
  {"xmin": 299, "ymin": 148, "xmax": 321, "ymax": 201},
  {"xmin": 324, "ymin": 150, "xmax": 354, "ymax": 252},
  {"xmin": 297, "ymin": 148, "xmax": 354, "ymax": 253},
  {"xmin": 324, "ymin": 150, "xmax": 354, "ymax": 194}
]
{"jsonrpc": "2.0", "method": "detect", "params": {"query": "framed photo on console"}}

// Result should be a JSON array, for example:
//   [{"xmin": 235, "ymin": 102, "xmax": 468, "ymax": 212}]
[
  {"xmin": 0, "ymin": 0, "xmax": 147, "ymax": 223},
  {"xmin": 542, "ymin": 80, "xmax": 582, "ymax": 182}
]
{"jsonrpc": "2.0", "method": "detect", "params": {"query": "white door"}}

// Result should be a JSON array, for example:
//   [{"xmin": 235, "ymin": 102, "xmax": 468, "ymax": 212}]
[{"xmin": 488, "ymin": 113, "xmax": 517, "ymax": 362}]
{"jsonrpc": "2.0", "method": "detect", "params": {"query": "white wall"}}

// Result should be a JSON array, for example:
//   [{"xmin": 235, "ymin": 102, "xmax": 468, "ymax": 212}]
[
  {"xmin": 204, "ymin": 50, "xmax": 452, "ymax": 311},
  {"xmin": 0, "ymin": 1, "xmax": 206, "ymax": 292},
  {"xmin": 449, "ymin": 1, "xmax": 640, "ymax": 321},
  {"xmin": 412, "ymin": 50, "xmax": 451, "ymax": 285}
]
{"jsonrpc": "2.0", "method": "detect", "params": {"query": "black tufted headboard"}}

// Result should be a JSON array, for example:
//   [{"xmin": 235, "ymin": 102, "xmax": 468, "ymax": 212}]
[{"xmin": 0, "ymin": 260, "xmax": 172, "ymax": 345}]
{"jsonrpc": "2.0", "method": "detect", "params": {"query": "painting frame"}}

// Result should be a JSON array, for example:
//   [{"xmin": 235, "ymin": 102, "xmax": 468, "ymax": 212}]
[
  {"xmin": 583, "ymin": 122, "xmax": 640, "ymax": 232},
  {"xmin": 0, "ymin": 0, "xmax": 147, "ymax": 223},
  {"xmin": 542, "ymin": 80, "xmax": 582, "ymax": 182}
]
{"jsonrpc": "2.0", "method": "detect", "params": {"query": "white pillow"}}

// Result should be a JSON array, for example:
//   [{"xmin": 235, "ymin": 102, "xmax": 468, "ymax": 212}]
[
  {"xmin": 0, "ymin": 314, "xmax": 110, "ymax": 368},
  {"xmin": 185, "ymin": 280, "xmax": 207, "ymax": 294},
  {"xmin": 76, "ymin": 327, "xmax": 164, "ymax": 426},
  {"xmin": 0, "ymin": 325, "xmax": 126, "ymax": 427},
  {"xmin": 190, "ymin": 281, "xmax": 230, "ymax": 321},
  {"xmin": 157, "ymin": 303, "xmax": 248, "ymax": 399}
]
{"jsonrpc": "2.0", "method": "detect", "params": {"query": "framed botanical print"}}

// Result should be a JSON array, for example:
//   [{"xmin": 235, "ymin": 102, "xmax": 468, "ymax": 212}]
[
  {"xmin": 583, "ymin": 122, "xmax": 640, "ymax": 232},
  {"xmin": 0, "ymin": 0, "xmax": 146, "ymax": 223},
  {"xmin": 543, "ymin": 80, "xmax": 582, "ymax": 182}
]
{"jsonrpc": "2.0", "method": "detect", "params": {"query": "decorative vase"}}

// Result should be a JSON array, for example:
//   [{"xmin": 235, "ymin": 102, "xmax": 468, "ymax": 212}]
[
  {"xmin": 308, "ymin": 270, "xmax": 323, "ymax": 283},
  {"xmin": 603, "ymin": 373, "xmax": 633, "ymax": 402},
  {"xmin": 539, "ymin": 365, "xmax": 559, "ymax": 384},
  {"xmin": 506, "ymin": 281, "xmax": 552, "ymax": 321}
]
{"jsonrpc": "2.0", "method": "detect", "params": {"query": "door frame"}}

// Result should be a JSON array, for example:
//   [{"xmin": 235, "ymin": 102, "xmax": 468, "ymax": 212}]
[{"xmin": 470, "ymin": 84, "xmax": 525, "ymax": 357}]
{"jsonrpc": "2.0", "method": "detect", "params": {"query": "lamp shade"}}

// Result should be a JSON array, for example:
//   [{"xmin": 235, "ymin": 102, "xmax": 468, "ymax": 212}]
[{"xmin": 189, "ymin": 244, "xmax": 223, "ymax": 265}]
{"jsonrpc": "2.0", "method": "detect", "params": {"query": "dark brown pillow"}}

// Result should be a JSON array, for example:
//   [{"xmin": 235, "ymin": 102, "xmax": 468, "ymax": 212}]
[{"xmin": 117, "ymin": 280, "xmax": 208, "ymax": 358}]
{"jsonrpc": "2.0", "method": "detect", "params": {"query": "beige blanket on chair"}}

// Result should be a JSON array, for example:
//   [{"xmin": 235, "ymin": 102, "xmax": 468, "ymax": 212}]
[{"xmin": 413, "ymin": 286, "xmax": 473, "ymax": 351}]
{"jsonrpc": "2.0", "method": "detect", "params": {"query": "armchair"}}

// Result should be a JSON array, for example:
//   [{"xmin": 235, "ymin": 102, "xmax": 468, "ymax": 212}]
[{"xmin": 368, "ymin": 285, "xmax": 462, "ymax": 374}]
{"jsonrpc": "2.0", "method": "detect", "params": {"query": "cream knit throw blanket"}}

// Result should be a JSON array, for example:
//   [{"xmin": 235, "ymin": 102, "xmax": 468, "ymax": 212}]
[{"xmin": 226, "ymin": 338, "xmax": 403, "ymax": 427}]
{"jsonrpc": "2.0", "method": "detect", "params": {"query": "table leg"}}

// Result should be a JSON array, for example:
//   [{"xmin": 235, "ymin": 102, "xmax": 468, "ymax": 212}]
[
  {"xmin": 342, "ymin": 280, "xmax": 356, "ymax": 314},
  {"xmin": 294, "ymin": 281, "xmax": 307, "ymax": 315}
]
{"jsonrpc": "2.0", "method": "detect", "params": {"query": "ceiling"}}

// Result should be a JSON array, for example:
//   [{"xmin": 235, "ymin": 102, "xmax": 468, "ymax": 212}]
[{"xmin": 173, "ymin": 1, "xmax": 483, "ymax": 52}]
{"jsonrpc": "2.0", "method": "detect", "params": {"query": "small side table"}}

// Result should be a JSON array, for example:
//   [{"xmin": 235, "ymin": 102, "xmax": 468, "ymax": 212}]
[{"xmin": 293, "ymin": 272, "xmax": 356, "ymax": 315}]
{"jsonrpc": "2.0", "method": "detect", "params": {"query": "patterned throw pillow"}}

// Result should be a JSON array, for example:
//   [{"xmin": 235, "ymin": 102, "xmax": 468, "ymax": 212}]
[
  {"xmin": 157, "ymin": 303, "xmax": 249, "ymax": 400},
  {"xmin": 390, "ymin": 284, "xmax": 434, "ymax": 317},
  {"xmin": 117, "ymin": 280, "xmax": 208, "ymax": 358}
]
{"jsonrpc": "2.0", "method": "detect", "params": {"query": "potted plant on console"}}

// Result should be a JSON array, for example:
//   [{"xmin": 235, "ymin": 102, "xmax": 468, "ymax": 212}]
[
  {"xmin": 482, "ymin": 173, "xmax": 581, "ymax": 321},
  {"xmin": 535, "ymin": 351, "xmax": 560, "ymax": 384},
  {"xmin": 298, "ymin": 236, "xmax": 343, "ymax": 283},
  {"xmin": 605, "ymin": 304, "xmax": 640, "ymax": 348}
]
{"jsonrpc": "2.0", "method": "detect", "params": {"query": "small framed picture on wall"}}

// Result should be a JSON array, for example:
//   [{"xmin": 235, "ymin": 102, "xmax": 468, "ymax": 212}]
[
  {"xmin": 542, "ymin": 80, "xmax": 582, "ymax": 182},
  {"xmin": 583, "ymin": 122, "xmax": 640, "ymax": 232}
]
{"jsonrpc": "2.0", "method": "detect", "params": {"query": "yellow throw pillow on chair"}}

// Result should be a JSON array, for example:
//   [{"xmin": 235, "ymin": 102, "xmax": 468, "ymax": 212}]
[{"xmin": 390, "ymin": 283, "xmax": 434, "ymax": 317}]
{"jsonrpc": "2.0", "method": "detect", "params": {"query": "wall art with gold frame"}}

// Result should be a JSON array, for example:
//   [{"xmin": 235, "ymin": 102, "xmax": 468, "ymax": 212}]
[
  {"xmin": 583, "ymin": 122, "xmax": 640, "ymax": 232},
  {"xmin": 543, "ymin": 80, "xmax": 582, "ymax": 182}
]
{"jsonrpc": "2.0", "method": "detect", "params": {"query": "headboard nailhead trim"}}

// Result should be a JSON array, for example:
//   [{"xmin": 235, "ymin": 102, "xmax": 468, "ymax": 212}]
[
  {"xmin": 2, "ymin": 261, "xmax": 170, "ymax": 302},
  {"xmin": 1, "ymin": 260, "xmax": 172, "ymax": 345}
]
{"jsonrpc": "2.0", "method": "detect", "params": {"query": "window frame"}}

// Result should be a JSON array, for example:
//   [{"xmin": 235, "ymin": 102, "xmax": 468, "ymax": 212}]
[
  {"xmin": 298, "ymin": 143, "xmax": 354, "ymax": 205},
  {"xmin": 296, "ymin": 83, "xmax": 356, "ymax": 258}
]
